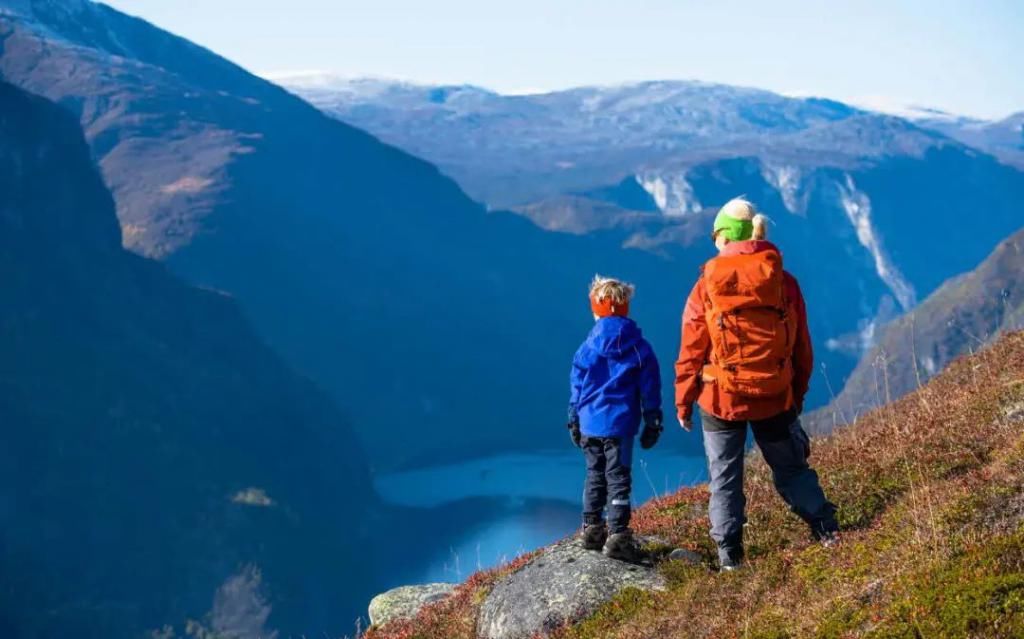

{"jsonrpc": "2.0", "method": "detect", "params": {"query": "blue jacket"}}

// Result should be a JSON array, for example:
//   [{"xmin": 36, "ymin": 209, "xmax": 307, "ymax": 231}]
[{"xmin": 569, "ymin": 316, "xmax": 662, "ymax": 438}]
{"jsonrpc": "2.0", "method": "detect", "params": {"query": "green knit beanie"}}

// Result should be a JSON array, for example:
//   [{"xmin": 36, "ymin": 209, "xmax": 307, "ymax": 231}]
[{"xmin": 712, "ymin": 209, "xmax": 754, "ymax": 242}]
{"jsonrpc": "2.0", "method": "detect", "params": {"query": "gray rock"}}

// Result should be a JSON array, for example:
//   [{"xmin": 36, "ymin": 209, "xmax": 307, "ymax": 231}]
[
  {"xmin": 857, "ymin": 578, "xmax": 885, "ymax": 604},
  {"xmin": 477, "ymin": 538, "xmax": 666, "ymax": 639},
  {"xmin": 1004, "ymin": 401, "xmax": 1024, "ymax": 423},
  {"xmin": 368, "ymin": 583, "xmax": 455, "ymax": 627},
  {"xmin": 667, "ymin": 548, "xmax": 703, "ymax": 564}
]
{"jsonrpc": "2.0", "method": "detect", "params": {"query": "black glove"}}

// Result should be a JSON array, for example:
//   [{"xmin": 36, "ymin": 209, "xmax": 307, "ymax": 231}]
[
  {"xmin": 640, "ymin": 409, "xmax": 663, "ymax": 450},
  {"xmin": 568, "ymin": 421, "xmax": 582, "ymax": 448}
]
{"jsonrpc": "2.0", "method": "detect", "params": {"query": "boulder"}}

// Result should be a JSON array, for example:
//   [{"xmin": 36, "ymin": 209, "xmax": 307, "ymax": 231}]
[
  {"xmin": 368, "ymin": 583, "xmax": 455, "ymax": 627},
  {"xmin": 667, "ymin": 548, "xmax": 703, "ymax": 564},
  {"xmin": 477, "ymin": 538, "xmax": 668, "ymax": 639}
]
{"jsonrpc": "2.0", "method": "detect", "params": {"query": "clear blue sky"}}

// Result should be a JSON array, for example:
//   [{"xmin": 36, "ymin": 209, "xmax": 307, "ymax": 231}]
[{"xmin": 104, "ymin": 0, "xmax": 1024, "ymax": 119}]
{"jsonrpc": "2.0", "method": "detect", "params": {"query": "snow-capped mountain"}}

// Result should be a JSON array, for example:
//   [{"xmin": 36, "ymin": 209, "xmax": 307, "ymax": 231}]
[
  {"xmin": 921, "ymin": 111, "xmax": 1024, "ymax": 169},
  {"xmin": 277, "ymin": 76, "xmax": 993, "ymax": 204},
  {"xmin": 280, "ymin": 74, "xmax": 1024, "ymax": 402}
]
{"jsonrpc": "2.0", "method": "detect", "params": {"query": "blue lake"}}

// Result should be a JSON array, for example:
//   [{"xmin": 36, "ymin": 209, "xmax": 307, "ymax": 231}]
[{"xmin": 374, "ymin": 448, "xmax": 708, "ymax": 585}]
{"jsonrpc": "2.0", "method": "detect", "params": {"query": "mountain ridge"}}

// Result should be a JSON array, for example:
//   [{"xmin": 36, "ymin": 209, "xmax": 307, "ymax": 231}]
[
  {"xmin": 278, "ymin": 75, "xmax": 964, "ymax": 207},
  {"xmin": 0, "ymin": 77, "xmax": 379, "ymax": 638}
]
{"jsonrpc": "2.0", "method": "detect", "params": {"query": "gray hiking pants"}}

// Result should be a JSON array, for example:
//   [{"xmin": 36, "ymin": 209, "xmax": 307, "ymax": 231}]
[{"xmin": 701, "ymin": 408, "xmax": 837, "ymax": 563}]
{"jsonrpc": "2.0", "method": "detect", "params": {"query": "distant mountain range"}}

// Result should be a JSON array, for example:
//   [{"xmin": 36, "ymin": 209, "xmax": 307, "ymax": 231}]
[
  {"xmin": 0, "ymin": 78, "xmax": 376, "ymax": 638},
  {"xmin": 919, "ymin": 112, "xmax": 1024, "ymax": 170},
  {"xmin": 277, "ymin": 74, "xmax": 1024, "ymax": 206},
  {"xmin": 3, "ymin": 1, "xmax": 1021, "ymax": 471},
  {"xmin": 280, "ymin": 73, "xmax": 1024, "ymax": 405}
]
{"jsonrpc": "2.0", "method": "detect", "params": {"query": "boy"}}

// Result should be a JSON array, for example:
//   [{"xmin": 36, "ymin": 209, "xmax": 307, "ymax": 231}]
[{"xmin": 568, "ymin": 275, "xmax": 663, "ymax": 563}]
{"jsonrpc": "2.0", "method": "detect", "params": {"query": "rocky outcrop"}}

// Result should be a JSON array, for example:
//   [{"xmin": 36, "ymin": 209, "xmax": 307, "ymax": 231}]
[
  {"xmin": 368, "ymin": 583, "xmax": 455, "ymax": 627},
  {"xmin": 477, "ymin": 537, "xmax": 689, "ymax": 639}
]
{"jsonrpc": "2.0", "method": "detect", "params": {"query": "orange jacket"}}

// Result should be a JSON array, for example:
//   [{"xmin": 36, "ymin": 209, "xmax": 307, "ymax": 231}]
[{"xmin": 674, "ymin": 240, "xmax": 813, "ymax": 422}]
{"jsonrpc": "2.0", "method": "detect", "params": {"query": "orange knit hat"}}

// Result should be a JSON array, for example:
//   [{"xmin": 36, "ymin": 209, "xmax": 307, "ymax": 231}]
[{"xmin": 590, "ymin": 295, "xmax": 630, "ymax": 318}]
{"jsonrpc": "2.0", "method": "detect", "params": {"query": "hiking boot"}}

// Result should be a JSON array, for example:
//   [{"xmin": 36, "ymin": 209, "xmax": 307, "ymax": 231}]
[
  {"xmin": 580, "ymin": 522, "xmax": 608, "ymax": 551},
  {"xmin": 719, "ymin": 555, "xmax": 744, "ymax": 572},
  {"xmin": 812, "ymin": 520, "xmax": 840, "ymax": 548},
  {"xmin": 718, "ymin": 548, "xmax": 745, "ymax": 573},
  {"xmin": 817, "ymin": 529, "xmax": 840, "ymax": 549},
  {"xmin": 602, "ymin": 530, "xmax": 646, "ymax": 564}
]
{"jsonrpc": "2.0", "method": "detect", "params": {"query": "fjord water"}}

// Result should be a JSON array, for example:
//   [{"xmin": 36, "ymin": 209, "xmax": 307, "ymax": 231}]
[{"xmin": 375, "ymin": 448, "xmax": 707, "ymax": 586}]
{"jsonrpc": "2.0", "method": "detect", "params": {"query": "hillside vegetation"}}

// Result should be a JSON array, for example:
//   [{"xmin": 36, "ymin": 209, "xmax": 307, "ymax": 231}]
[{"xmin": 368, "ymin": 330, "xmax": 1024, "ymax": 638}]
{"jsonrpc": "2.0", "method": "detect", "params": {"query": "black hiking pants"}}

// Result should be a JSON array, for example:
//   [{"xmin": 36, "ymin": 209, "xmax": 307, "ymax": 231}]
[{"xmin": 582, "ymin": 436, "xmax": 634, "ymax": 534}]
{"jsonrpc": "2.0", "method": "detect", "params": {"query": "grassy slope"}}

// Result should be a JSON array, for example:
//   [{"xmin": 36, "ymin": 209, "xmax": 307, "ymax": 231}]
[{"xmin": 368, "ymin": 331, "xmax": 1024, "ymax": 639}]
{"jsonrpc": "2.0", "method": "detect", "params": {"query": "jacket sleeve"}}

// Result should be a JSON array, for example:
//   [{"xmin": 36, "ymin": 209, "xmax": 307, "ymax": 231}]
[
  {"xmin": 568, "ymin": 345, "xmax": 585, "ymax": 423},
  {"xmin": 787, "ymin": 273, "xmax": 814, "ymax": 412},
  {"xmin": 674, "ymin": 279, "xmax": 710, "ymax": 421},
  {"xmin": 638, "ymin": 339, "xmax": 662, "ymax": 413}
]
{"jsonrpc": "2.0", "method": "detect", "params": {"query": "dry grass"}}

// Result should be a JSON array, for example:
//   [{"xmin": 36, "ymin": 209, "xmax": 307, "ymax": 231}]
[{"xmin": 368, "ymin": 331, "xmax": 1024, "ymax": 639}]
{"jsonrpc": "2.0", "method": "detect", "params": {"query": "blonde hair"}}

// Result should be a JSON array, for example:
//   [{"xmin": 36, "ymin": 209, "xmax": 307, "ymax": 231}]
[
  {"xmin": 589, "ymin": 274, "xmax": 635, "ymax": 304},
  {"xmin": 718, "ymin": 197, "xmax": 769, "ymax": 240}
]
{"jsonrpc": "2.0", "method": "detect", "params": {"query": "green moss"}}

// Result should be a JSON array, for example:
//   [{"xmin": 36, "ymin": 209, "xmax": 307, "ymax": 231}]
[
  {"xmin": 558, "ymin": 587, "xmax": 655, "ymax": 639},
  {"xmin": 941, "ymin": 483, "xmax": 1017, "ymax": 531},
  {"xmin": 833, "ymin": 471, "xmax": 906, "ymax": 530},
  {"xmin": 471, "ymin": 586, "xmax": 489, "ymax": 605},
  {"xmin": 744, "ymin": 610, "xmax": 794, "ymax": 639},
  {"xmin": 640, "ymin": 540, "xmax": 675, "ymax": 558},
  {"xmin": 876, "ymin": 574, "xmax": 1024, "ymax": 638},
  {"xmin": 813, "ymin": 602, "xmax": 871, "ymax": 639},
  {"xmin": 751, "ymin": 554, "xmax": 792, "ymax": 590},
  {"xmin": 745, "ymin": 518, "xmax": 803, "ymax": 559},
  {"xmin": 658, "ymin": 557, "xmax": 707, "ymax": 587},
  {"xmin": 793, "ymin": 546, "xmax": 834, "ymax": 586},
  {"xmin": 867, "ymin": 533, "xmax": 1024, "ymax": 638}
]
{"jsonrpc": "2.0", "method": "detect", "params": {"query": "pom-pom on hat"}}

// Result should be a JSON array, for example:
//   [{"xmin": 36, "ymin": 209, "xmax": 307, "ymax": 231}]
[{"xmin": 712, "ymin": 197, "xmax": 769, "ymax": 242}]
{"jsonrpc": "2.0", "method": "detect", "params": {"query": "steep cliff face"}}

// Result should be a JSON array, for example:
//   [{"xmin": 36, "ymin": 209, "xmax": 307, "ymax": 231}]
[
  {"xmin": 0, "ymin": 80, "xmax": 377, "ymax": 638},
  {"xmin": 813, "ymin": 226, "xmax": 1024, "ymax": 430}
]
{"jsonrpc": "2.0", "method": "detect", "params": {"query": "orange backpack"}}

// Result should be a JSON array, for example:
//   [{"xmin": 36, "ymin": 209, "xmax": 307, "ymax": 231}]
[{"xmin": 701, "ymin": 250, "xmax": 797, "ymax": 398}]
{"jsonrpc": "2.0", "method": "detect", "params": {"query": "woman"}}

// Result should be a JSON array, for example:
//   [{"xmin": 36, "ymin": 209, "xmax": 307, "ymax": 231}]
[{"xmin": 674, "ymin": 197, "xmax": 839, "ymax": 571}]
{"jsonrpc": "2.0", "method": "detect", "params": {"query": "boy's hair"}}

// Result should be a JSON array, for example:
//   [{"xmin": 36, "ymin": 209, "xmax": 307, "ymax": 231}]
[{"xmin": 589, "ymin": 275, "xmax": 636, "ymax": 305}]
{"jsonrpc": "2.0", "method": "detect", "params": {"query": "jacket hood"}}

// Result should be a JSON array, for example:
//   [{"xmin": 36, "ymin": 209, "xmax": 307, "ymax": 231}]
[
  {"xmin": 586, "ymin": 316, "xmax": 644, "ymax": 358},
  {"xmin": 719, "ymin": 239, "xmax": 781, "ymax": 258}
]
